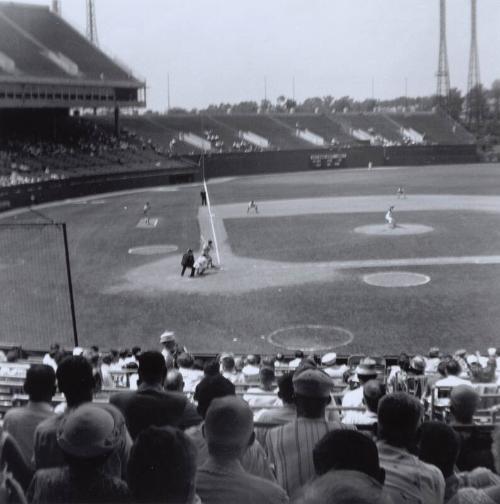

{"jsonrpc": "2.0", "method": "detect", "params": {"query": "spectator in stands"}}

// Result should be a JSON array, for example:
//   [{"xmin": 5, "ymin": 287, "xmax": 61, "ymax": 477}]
[
  {"xmin": 220, "ymin": 353, "xmax": 245, "ymax": 385},
  {"xmin": 28, "ymin": 403, "xmax": 129, "ymax": 503},
  {"xmin": 244, "ymin": 366, "xmax": 279, "ymax": 409},
  {"xmin": 160, "ymin": 331, "xmax": 181, "ymax": 361},
  {"xmin": 417, "ymin": 421, "xmax": 461, "ymax": 502},
  {"xmin": 401, "ymin": 355, "xmax": 429, "ymax": 400},
  {"xmin": 434, "ymin": 359, "xmax": 472, "ymax": 392},
  {"xmin": 342, "ymin": 358, "xmax": 378, "ymax": 423},
  {"xmin": 454, "ymin": 350, "xmax": 470, "ymax": 378},
  {"xmin": 343, "ymin": 379, "xmax": 384, "ymax": 425},
  {"xmin": 42, "ymin": 344, "xmax": 60, "ymax": 371},
  {"xmin": 426, "ymin": 347, "xmax": 441, "ymax": 374},
  {"xmin": 288, "ymin": 351, "xmax": 304, "ymax": 370},
  {"xmin": 265, "ymin": 367, "xmax": 349, "ymax": 496},
  {"xmin": 128, "ymin": 426, "xmax": 198, "ymax": 504},
  {"xmin": 165, "ymin": 369, "xmax": 185, "ymax": 392},
  {"xmin": 321, "ymin": 352, "xmax": 348, "ymax": 381},
  {"xmin": 255, "ymin": 372, "xmax": 296, "ymax": 424},
  {"xmin": 451, "ymin": 385, "xmax": 495, "ymax": 472},
  {"xmin": 292, "ymin": 430, "xmax": 390, "ymax": 504},
  {"xmin": 242, "ymin": 354, "xmax": 261, "ymax": 381},
  {"xmin": 203, "ymin": 359, "xmax": 220, "ymax": 377},
  {"xmin": 3, "ymin": 364, "xmax": 56, "ymax": 466},
  {"xmin": 196, "ymin": 397, "xmax": 288, "ymax": 504},
  {"xmin": 377, "ymin": 393, "xmax": 445, "ymax": 504},
  {"xmin": 387, "ymin": 352, "xmax": 410, "ymax": 392},
  {"xmin": 274, "ymin": 353, "xmax": 285, "ymax": 368},
  {"xmin": 450, "ymin": 385, "xmax": 480, "ymax": 425},
  {"xmin": 100, "ymin": 354, "xmax": 114, "ymax": 388},
  {"xmin": 189, "ymin": 374, "xmax": 275, "ymax": 481},
  {"xmin": 448, "ymin": 427, "xmax": 500, "ymax": 504},
  {"xmin": 110, "ymin": 351, "xmax": 200, "ymax": 439},
  {"xmin": 33, "ymin": 356, "xmax": 131, "ymax": 479},
  {"xmin": 177, "ymin": 352, "xmax": 203, "ymax": 393},
  {"xmin": 468, "ymin": 354, "xmax": 496, "ymax": 383}
]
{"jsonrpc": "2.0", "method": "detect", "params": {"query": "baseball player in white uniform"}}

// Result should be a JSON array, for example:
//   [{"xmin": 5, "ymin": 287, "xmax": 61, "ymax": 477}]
[
  {"xmin": 247, "ymin": 200, "xmax": 259, "ymax": 214},
  {"xmin": 385, "ymin": 206, "xmax": 396, "ymax": 228}
]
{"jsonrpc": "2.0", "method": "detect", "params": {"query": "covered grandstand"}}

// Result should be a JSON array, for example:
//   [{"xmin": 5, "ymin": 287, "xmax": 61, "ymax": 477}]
[{"xmin": 0, "ymin": 2, "xmax": 144, "ymax": 109}]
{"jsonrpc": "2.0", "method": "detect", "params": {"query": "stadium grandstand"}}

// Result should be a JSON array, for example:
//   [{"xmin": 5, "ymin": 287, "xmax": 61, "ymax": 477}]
[{"xmin": 1, "ymin": 1, "xmax": 500, "ymax": 503}]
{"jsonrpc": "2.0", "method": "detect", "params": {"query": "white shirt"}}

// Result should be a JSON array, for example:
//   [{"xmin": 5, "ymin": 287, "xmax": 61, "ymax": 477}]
[
  {"xmin": 42, "ymin": 354, "xmax": 57, "ymax": 371},
  {"xmin": 434, "ymin": 376, "xmax": 472, "ymax": 388},
  {"xmin": 341, "ymin": 387, "xmax": 364, "ymax": 423}
]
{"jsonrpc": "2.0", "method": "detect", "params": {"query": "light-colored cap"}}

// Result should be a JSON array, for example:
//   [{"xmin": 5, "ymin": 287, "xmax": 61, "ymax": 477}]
[
  {"xmin": 160, "ymin": 331, "xmax": 176, "ymax": 344},
  {"xmin": 293, "ymin": 368, "xmax": 333, "ymax": 398},
  {"xmin": 355, "ymin": 357, "xmax": 378, "ymax": 377},
  {"xmin": 488, "ymin": 348, "xmax": 497, "ymax": 357},
  {"xmin": 321, "ymin": 352, "xmax": 337, "ymax": 366},
  {"xmin": 466, "ymin": 355, "xmax": 479, "ymax": 365},
  {"xmin": 72, "ymin": 347, "xmax": 84, "ymax": 356}
]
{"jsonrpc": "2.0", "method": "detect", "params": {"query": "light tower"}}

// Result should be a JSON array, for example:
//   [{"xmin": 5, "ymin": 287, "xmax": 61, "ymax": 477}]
[
  {"xmin": 436, "ymin": 0, "xmax": 450, "ymax": 103},
  {"xmin": 86, "ymin": 0, "xmax": 99, "ymax": 46},
  {"xmin": 466, "ymin": 0, "xmax": 481, "ymax": 126},
  {"xmin": 51, "ymin": 0, "xmax": 61, "ymax": 15}
]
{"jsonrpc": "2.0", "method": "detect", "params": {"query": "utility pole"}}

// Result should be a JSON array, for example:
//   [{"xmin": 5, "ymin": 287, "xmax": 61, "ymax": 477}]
[
  {"xmin": 86, "ymin": 0, "xmax": 99, "ymax": 46},
  {"xmin": 436, "ymin": 0, "xmax": 450, "ymax": 103},
  {"xmin": 167, "ymin": 73, "xmax": 171, "ymax": 113},
  {"xmin": 51, "ymin": 0, "xmax": 61, "ymax": 15},
  {"xmin": 466, "ymin": 0, "xmax": 481, "ymax": 127}
]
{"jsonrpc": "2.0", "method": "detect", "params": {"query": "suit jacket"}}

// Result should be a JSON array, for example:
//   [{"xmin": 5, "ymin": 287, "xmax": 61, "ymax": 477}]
[{"xmin": 110, "ymin": 383, "xmax": 201, "ymax": 439}]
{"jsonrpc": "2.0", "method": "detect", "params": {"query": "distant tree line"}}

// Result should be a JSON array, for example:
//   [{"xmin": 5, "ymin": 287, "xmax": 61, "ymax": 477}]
[{"xmin": 149, "ymin": 81, "xmax": 500, "ymax": 142}]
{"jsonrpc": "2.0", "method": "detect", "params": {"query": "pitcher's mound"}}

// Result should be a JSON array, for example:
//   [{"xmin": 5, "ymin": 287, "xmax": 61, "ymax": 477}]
[
  {"xmin": 354, "ymin": 224, "xmax": 433, "ymax": 236},
  {"xmin": 363, "ymin": 272, "xmax": 431, "ymax": 287}
]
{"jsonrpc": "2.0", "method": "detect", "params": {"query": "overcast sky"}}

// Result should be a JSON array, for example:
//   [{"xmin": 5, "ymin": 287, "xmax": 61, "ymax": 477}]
[{"xmin": 23, "ymin": 0, "xmax": 500, "ymax": 111}]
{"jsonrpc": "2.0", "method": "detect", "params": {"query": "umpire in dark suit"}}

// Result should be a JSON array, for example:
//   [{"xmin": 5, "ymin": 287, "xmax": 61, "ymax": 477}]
[
  {"xmin": 181, "ymin": 249, "xmax": 195, "ymax": 277},
  {"xmin": 110, "ymin": 351, "xmax": 201, "ymax": 439}
]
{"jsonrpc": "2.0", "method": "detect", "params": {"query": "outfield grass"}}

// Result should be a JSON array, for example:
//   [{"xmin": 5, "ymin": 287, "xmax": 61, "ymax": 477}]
[{"xmin": 1, "ymin": 164, "xmax": 500, "ymax": 355}]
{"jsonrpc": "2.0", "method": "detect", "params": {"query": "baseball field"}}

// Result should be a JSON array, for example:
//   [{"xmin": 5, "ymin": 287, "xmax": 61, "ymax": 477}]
[{"xmin": 1, "ymin": 163, "xmax": 500, "ymax": 356}]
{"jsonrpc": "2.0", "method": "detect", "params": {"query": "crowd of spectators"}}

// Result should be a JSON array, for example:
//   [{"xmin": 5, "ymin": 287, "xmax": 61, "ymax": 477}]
[
  {"xmin": 1, "ymin": 336, "xmax": 500, "ymax": 502},
  {"xmin": 0, "ymin": 118, "xmax": 167, "ymax": 188}
]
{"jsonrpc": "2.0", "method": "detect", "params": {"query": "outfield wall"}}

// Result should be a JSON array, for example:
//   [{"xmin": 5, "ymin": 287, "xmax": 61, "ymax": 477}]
[
  {"xmin": 0, "ymin": 166, "xmax": 198, "ymax": 211},
  {"xmin": 0, "ymin": 144, "xmax": 478, "ymax": 212},
  {"xmin": 204, "ymin": 144, "xmax": 479, "ymax": 178}
]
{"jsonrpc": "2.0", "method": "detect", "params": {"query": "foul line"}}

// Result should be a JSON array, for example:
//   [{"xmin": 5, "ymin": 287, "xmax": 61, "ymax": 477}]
[{"xmin": 203, "ymin": 178, "xmax": 221, "ymax": 265}]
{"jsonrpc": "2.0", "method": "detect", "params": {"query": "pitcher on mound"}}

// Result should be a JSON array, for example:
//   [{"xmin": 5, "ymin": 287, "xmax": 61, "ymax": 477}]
[{"xmin": 385, "ymin": 206, "xmax": 396, "ymax": 229}]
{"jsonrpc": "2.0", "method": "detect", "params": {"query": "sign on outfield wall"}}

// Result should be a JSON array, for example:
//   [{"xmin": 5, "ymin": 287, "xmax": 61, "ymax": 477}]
[{"xmin": 309, "ymin": 152, "xmax": 348, "ymax": 169}]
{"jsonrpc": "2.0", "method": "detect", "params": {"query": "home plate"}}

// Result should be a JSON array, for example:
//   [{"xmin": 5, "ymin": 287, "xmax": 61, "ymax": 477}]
[
  {"xmin": 363, "ymin": 272, "xmax": 430, "ymax": 287},
  {"xmin": 354, "ymin": 224, "xmax": 433, "ymax": 236},
  {"xmin": 136, "ymin": 218, "xmax": 159, "ymax": 228}
]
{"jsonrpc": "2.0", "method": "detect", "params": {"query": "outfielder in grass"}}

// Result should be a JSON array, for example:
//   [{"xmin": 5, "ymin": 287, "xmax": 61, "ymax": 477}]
[
  {"xmin": 397, "ymin": 186, "xmax": 406, "ymax": 199},
  {"xmin": 247, "ymin": 200, "xmax": 259, "ymax": 214},
  {"xmin": 143, "ymin": 201, "xmax": 151, "ymax": 224},
  {"xmin": 385, "ymin": 206, "xmax": 396, "ymax": 229}
]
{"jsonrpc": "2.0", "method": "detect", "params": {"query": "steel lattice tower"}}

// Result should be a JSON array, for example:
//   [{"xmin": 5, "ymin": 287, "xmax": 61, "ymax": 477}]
[
  {"xmin": 436, "ymin": 0, "xmax": 450, "ymax": 102},
  {"xmin": 86, "ymin": 0, "xmax": 99, "ymax": 46},
  {"xmin": 51, "ymin": 1, "xmax": 61, "ymax": 15},
  {"xmin": 466, "ymin": 0, "xmax": 481, "ymax": 125}
]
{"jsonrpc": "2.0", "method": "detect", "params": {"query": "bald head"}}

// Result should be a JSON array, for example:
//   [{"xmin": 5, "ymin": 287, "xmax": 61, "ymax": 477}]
[
  {"xmin": 204, "ymin": 396, "xmax": 254, "ymax": 459},
  {"xmin": 450, "ymin": 385, "xmax": 480, "ymax": 424}
]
